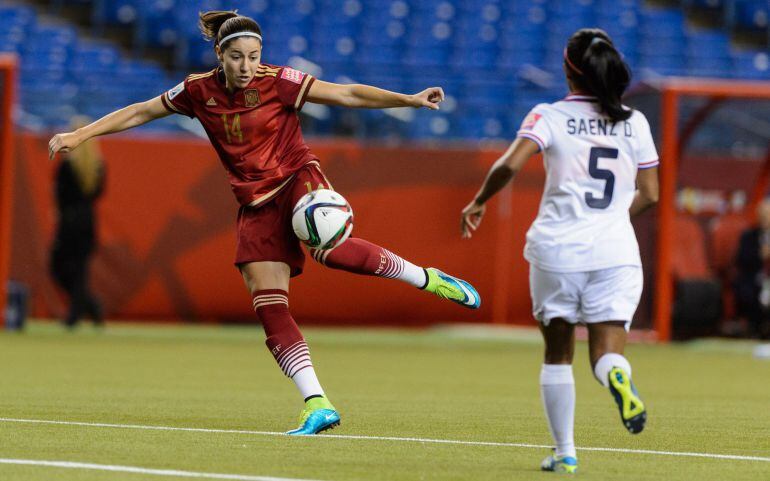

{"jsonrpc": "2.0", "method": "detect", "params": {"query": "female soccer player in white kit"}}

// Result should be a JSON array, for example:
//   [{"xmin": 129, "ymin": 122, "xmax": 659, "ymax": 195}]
[{"xmin": 461, "ymin": 28, "xmax": 659, "ymax": 474}]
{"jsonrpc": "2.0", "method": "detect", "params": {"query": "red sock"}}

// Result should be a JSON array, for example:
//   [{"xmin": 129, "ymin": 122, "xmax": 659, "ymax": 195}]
[
  {"xmin": 252, "ymin": 289, "xmax": 311, "ymax": 377},
  {"xmin": 311, "ymin": 238, "xmax": 428, "ymax": 287},
  {"xmin": 310, "ymin": 238, "xmax": 403, "ymax": 278}
]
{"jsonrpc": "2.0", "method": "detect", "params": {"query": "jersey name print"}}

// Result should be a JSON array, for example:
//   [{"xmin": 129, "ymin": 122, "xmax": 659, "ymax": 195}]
[
  {"xmin": 160, "ymin": 65, "xmax": 317, "ymax": 207},
  {"xmin": 566, "ymin": 118, "xmax": 633, "ymax": 137},
  {"xmin": 516, "ymin": 94, "xmax": 659, "ymax": 273}
]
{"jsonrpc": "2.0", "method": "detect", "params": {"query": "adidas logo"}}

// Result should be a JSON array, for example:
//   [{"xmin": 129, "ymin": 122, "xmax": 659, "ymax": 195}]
[{"xmin": 206, "ymin": 97, "xmax": 217, "ymax": 106}]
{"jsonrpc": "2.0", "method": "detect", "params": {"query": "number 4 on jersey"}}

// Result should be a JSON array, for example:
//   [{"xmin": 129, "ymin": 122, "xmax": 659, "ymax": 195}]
[
  {"xmin": 585, "ymin": 147, "xmax": 618, "ymax": 209},
  {"xmin": 221, "ymin": 113, "xmax": 243, "ymax": 144}
]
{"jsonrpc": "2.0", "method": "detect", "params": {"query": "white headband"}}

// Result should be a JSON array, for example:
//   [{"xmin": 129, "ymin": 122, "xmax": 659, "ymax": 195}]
[{"xmin": 219, "ymin": 31, "xmax": 262, "ymax": 47}]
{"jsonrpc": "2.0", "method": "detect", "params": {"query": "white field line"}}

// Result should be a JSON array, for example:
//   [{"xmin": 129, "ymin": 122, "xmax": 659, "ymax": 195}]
[
  {"xmin": 0, "ymin": 417, "xmax": 768, "ymax": 463},
  {"xmin": 0, "ymin": 458, "xmax": 325, "ymax": 481}
]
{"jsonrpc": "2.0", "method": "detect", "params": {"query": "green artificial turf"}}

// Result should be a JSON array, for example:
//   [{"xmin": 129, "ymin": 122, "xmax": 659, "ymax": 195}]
[{"xmin": 0, "ymin": 322, "xmax": 768, "ymax": 480}]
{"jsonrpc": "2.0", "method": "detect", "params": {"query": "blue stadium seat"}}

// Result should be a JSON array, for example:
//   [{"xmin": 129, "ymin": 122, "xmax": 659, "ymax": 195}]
[
  {"xmin": 452, "ymin": 106, "xmax": 510, "ymax": 140},
  {"xmin": 726, "ymin": 0, "xmax": 769, "ymax": 32},
  {"xmin": 406, "ymin": 109, "xmax": 453, "ymax": 140},
  {"xmin": 731, "ymin": 49, "xmax": 770, "ymax": 78},
  {"xmin": 92, "ymin": 0, "xmax": 140, "ymax": 27},
  {"xmin": 8, "ymin": 0, "xmax": 770, "ymax": 137},
  {"xmin": 685, "ymin": 29, "xmax": 731, "ymax": 77},
  {"xmin": 135, "ymin": 0, "xmax": 179, "ymax": 48}
]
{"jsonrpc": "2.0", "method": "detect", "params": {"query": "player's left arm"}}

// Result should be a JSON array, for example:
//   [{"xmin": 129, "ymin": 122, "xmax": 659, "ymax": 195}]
[
  {"xmin": 306, "ymin": 80, "xmax": 444, "ymax": 110},
  {"xmin": 460, "ymin": 137, "xmax": 540, "ymax": 238},
  {"xmin": 629, "ymin": 166, "xmax": 659, "ymax": 216}
]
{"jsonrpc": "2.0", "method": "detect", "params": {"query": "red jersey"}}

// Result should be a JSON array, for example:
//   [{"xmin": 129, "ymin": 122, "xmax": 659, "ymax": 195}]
[{"xmin": 161, "ymin": 64, "xmax": 318, "ymax": 206}]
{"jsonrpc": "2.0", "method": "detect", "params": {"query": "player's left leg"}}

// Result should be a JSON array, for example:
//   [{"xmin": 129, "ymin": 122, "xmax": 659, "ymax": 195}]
[
  {"xmin": 310, "ymin": 239, "xmax": 480, "ymax": 309},
  {"xmin": 297, "ymin": 163, "xmax": 479, "ymax": 309},
  {"xmin": 241, "ymin": 261, "xmax": 339, "ymax": 436},
  {"xmin": 531, "ymin": 266, "xmax": 582, "ymax": 473},
  {"xmin": 539, "ymin": 318, "xmax": 579, "ymax": 474}
]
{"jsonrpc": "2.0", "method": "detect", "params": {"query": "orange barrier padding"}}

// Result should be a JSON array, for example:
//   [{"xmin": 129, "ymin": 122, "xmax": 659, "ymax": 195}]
[
  {"xmin": 11, "ymin": 133, "xmax": 546, "ymax": 325},
  {"xmin": 0, "ymin": 56, "xmax": 16, "ymax": 324}
]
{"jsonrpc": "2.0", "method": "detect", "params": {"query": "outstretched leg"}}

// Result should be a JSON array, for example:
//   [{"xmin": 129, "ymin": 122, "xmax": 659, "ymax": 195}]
[
  {"xmin": 310, "ymin": 238, "xmax": 480, "ymax": 309},
  {"xmin": 588, "ymin": 322, "xmax": 646, "ymax": 434},
  {"xmin": 539, "ymin": 318, "xmax": 579, "ymax": 474},
  {"xmin": 241, "ymin": 261, "xmax": 340, "ymax": 435}
]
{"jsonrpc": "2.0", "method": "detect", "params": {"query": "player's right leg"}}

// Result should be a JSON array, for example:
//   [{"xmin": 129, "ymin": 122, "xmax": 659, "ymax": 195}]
[
  {"xmin": 588, "ymin": 323, "xmax": 646, "ymax": 434},
  {"xmin": 531, "ymin": 266, "xmax": 582, "ymax": 473},
  {"xmin": 584, "ymin": 266, "xmax": 646, "ymax": 434},
  {"xmin": 241, "ymin": 261, "xmax": 339, "ymax": 436}
]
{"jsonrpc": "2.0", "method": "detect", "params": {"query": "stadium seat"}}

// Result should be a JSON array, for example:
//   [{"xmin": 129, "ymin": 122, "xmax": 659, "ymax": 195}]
[
  {"xmin": 7, "ymin": 0, "xmax": 770, "ymax": 136},
  {"xmin": 709, "ymin": 213, "xmax": 751, "ymax": 274},
  {"xmin": 731, "ymin": 49, "xmax": 770, "ymax": 78},
  {"xmin": 673, "ymin": 215, "xmax": 713, "ymax": 279},
  {"xmin": 726, "ymin": 0, "xmax": 769, "ymax": 32},
  {"xmin": 708, "ymin": 212, "xmax": 752, "ymax": 322}
]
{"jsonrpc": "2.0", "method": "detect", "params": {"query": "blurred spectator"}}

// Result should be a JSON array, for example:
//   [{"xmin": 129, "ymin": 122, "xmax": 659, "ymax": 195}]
[
  {"xmin": 50, "ymin": 116, "xmax": 105, "ymax": 328},
  {"xmin": 734, "ymin": 197, "xmax": 770, "ymax": 339}
]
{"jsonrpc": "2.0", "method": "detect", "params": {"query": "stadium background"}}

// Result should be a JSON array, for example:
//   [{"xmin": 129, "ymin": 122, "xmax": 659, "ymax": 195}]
[{"xmin": 1, "ymin": 0, "xmax": 768, "ymax": 333}]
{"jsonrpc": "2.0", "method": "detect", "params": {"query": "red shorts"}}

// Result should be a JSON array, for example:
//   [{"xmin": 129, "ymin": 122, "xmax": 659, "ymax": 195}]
[{"xmin": 234, "ymin": 162, "xmax": 333, "ymax": 277}]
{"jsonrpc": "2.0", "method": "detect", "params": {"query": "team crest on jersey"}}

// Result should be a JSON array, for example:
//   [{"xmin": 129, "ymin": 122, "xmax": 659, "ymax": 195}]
[
  {"xmin": 168, "ymin": 82, "xmax": 185, "ymax": 100},
  {"xmin": 521, "ymin": 113, "xmax": 541, "ymax": 130},
  {"xmin": 244, "ymin": 89, "xmax": 260, "ymax": 107},
  {"xmin": 280, "ymin": 67, "xmax": 304, "ymax": 84}
]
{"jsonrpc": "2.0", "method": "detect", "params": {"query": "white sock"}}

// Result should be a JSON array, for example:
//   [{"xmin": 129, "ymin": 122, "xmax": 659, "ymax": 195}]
[
  {"xmin": 291, "ymin": 366, "xmax": 324, "ymax": 400},
  {"xmin": 593, "ymin": 353, "xmax": 632, "ymax": 388},
  {"xmin": 540, "ymin": 364, "xmax": 576, "ymax": 459},
  {"xmin": 400, "ymin": 261, "xmax": 427, "ymax": 288}
]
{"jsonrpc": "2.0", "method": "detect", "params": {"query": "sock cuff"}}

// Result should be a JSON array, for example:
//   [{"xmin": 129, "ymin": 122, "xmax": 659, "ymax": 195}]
[
  {"xmin": 252, "ymin": 289, "xmax": 289, "ymax": 311},
  {"xmin": 540, "ymin": 364, "xmax": 574, "ymax": 385},
  {"xmin": 593, "ymin": 353, "xmax": 631, "ymax": 387}
]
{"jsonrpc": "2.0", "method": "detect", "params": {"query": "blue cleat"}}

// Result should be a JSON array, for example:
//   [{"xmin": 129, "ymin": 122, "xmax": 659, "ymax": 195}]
[
  {"xmin": 422, "ymin": 268, "xmax": 481, "ymax": 309},
  {"xmin": 608, "ymin": 366, "xmax": 646, "ymax": 434},
  {"xmin": 541, "ymin": 452, "xmax": 578, "ymax": 474},
  {"xmin": 286, "ymin": 396, "xmax": 340, "ymax": 435}
]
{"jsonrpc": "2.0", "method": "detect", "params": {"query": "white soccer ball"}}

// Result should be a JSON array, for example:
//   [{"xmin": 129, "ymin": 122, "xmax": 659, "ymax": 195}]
[{"xmin": 291, "ymin": 189, "xmax": 354, "ymax": 250}]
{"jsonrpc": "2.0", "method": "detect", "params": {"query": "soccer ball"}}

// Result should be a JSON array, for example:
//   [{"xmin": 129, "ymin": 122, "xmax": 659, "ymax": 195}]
[{"xmin": 291, "ymin": 189, "xmax": 354, "ymax": 250}]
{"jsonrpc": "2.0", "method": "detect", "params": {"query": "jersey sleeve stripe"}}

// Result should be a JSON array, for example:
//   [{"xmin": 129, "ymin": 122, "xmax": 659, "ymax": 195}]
[
  {"xmin": 295, "ymin": 74, "xmax": 315, "ymax": 111},
  {"xmin": 161, "ymin": 92, "xmax": 183, "ymax": 114},
  {"xmin": 638, "ymin": 159, "xmax": 660, "ymax": 169},
  {"xmin": 517, "ymin": 131, "xmax": 545, "ymax": 152}
]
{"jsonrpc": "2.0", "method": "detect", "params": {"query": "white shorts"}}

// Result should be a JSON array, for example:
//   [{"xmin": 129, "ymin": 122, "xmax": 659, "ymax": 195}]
[{"xmin": 529, "ymin": 264, "xmax": 643, "ymax": 330}]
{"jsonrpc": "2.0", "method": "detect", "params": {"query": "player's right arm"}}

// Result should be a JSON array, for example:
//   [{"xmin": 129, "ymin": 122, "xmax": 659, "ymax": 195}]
[
  {"xmin": 48, "ymin": 96, "xmax": 171, "ymax": 160},
  {"xmin": 460, "ymin": 137, "xmax": 540, "ymax": 238},
  {"xmin": 629, "ymin": 167, "xmax": 659, "ymax": 216},
  {"xmin": 628, "ymin": 112, "xmax": 660, "ymax": 216}
]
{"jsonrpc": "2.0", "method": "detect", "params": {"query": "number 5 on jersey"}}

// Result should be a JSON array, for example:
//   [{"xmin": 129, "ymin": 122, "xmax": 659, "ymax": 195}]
[
  {"xmin": 221, "ymin": 113, "xmax": 243, "ymax": 144},
  {"xmin": 585, "ymin": 147, "xmax": 618, "ymax": 209}
]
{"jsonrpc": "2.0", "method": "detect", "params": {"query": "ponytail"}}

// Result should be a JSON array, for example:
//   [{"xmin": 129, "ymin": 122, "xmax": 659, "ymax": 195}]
[
  {"xmin": 198, "ymin": 10, "xmax": 238, "ymax": 41},
  {"xmin": 198, "ymin": 10, "xmax": 262, "ymax": 50},
  {"xmin": 565, "ymin": 29, "xmax": 632, "ymax": 123}
]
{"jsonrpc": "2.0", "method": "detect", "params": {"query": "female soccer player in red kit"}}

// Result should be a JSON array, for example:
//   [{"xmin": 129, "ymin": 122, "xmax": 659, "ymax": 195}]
[{"xmin": 48, "ymin": 11, "xmax": 480, "ymax": 435}]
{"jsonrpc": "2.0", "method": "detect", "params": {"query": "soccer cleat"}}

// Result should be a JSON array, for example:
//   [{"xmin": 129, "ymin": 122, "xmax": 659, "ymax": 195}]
[
  {"xmin": 286, "ymin": 396, "xmax": 340, "ymax": 435},
  {"xmin": 608, "ymin": 366, "xmax": 646, "ymax": 434},
  {"xmin": 541, "ymin": 452, "xmax": 578, "ymax": 474},
  {"xmin": 422, "ymin": 268, "xmax": 481, "ymax": 309}
]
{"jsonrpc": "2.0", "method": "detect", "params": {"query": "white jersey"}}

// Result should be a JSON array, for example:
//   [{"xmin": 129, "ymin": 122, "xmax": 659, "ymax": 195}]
[{"xmin": 517, "ymin": 94, "xmax": 659, "ymax": 273}]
